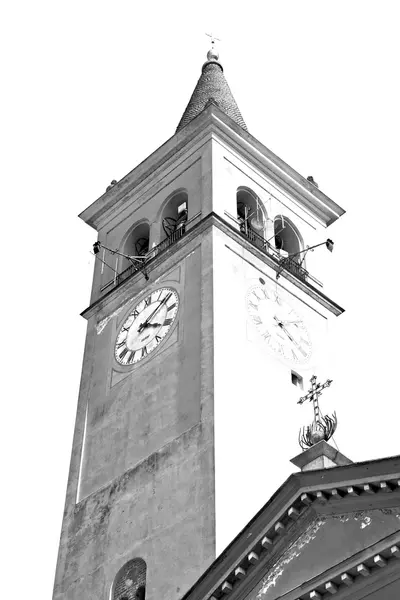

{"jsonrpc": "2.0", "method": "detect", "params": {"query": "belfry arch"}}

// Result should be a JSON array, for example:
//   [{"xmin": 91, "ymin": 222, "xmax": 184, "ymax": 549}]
[
  {"xmin": 236, "ymin": 187, "xmax": 267, "ymax": 237},
  {"xmin": 274, "ymin": 215, "xmax": 303, "ymax": 260},
  {"xmin": 120, "ymin": 221, "xmax": 150, "ymax": 272},
  {"xmin": 160, "ymin": 189, "xmax": 188, "ymax": 242}
]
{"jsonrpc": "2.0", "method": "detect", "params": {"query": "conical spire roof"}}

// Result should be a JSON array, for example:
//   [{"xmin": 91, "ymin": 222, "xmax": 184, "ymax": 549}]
[{"xmin": 176, "ymin": 47, "xmax": 248, "ymax": 133}]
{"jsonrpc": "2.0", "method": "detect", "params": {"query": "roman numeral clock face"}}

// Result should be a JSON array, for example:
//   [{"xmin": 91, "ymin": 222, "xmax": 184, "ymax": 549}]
[
  {"xmin": 246, "ymin": 284, "xmax": 312, "ymax": 364},
  {"xmin": 115, "ymin": 287, "xmax": 179, "ymax": 365}
]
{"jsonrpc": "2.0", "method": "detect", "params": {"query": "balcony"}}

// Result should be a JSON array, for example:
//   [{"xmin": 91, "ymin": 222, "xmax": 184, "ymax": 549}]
[
  {"xmin": 99, "ymin": 213, "xmax": 312, "ymax": 300},
  {"xmin": 239, "ymin": 224, "xmax": 309, "ymax": 282},
  {"xmin": 100, "ymin": 222, "xmax": 190, "ymax": 295}
]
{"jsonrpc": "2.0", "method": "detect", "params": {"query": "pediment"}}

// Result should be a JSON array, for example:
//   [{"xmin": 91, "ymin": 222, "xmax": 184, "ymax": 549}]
[
  {"xmin": 182, "ymin": 457, "xmax": 400, "ymax": 600},
  {"xmin": 253, "ymin": 506, "xmax": 400, "ymax": 600}
]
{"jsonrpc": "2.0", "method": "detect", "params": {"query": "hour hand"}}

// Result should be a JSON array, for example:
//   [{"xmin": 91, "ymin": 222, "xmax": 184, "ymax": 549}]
[{"xmin": 139, "ymin": 321, "xmax": 162, "ymax": 331}]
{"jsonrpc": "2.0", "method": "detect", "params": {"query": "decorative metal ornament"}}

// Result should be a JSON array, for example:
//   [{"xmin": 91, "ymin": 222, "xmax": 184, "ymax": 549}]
[{"xmin": 297, "ymin": 375, "xmax": 337, "ymax": 450}]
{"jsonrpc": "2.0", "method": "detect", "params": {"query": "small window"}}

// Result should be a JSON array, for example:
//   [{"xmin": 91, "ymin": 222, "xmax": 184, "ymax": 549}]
[
  {"xmin": 113, "ymin": 558, "xmax": 146, "ymax": 600},
  {"xmin": 291, "ymin": 371, "xmax": 303, "ymax": 389}
]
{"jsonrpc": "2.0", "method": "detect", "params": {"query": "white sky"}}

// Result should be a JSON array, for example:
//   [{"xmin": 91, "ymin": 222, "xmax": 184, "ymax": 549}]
[{"xmin": 2, "ymin": 1, "xmax": 400, "ymax": 598}]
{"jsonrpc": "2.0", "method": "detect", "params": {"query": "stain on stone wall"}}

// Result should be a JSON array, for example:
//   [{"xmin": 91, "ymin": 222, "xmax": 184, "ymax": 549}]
[{"xmin": 257, "ymin": 518, "xmax": 326, "ymax": 597}]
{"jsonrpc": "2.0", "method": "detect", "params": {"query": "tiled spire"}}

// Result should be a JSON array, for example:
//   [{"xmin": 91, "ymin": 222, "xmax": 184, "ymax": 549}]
[{"xmin": 176, "ymin": 45, "xmax": 248, "ymax": 133}]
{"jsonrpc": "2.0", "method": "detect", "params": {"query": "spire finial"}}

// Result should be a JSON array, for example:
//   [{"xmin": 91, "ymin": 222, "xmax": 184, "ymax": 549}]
[
  {"xmin": 297, "ymin": 375, "xmax": 337, "ymax": 450},
  {"xmin": 205, "ymin": 32, "xmax": 221, "ymax": 61}
]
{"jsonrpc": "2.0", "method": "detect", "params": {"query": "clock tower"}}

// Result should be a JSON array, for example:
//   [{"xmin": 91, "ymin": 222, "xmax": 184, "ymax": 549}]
[{"xmin": 53, "ymin": 46, "xmax": 345, "ymax": 600}]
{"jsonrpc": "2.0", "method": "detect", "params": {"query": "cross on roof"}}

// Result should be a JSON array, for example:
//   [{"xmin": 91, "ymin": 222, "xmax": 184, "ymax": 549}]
[
  {"xmin": 297, "ymin": 375, "xmax": 337, "ymax": 450},
  {"xmin": 298, "ymin": 374, "xmax": 332, "ymax": 422}
]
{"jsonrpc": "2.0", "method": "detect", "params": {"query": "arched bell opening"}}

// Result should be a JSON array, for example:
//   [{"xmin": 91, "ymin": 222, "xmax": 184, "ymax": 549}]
[
  {"xmin": 112, "ymin": 558, "xmax": 147, "ymax": 600},
  {"xmin": 236, "ymin": 187, "xmax": 266, "ymax": 238},
  {"xmin": 274, "ymin": 216, "xmax": 303, "ymax": 261},
  {"xmin": 160, "ymin": 190, "xmax": 188, "ymax": 242},
  {"xmin": 120, "ymin": 222, "xmax": 150, "ymax": 273}
]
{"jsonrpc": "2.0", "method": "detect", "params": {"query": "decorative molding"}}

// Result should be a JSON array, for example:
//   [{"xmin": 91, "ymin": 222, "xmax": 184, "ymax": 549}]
[
  {"xmin": 292, "ymin": 545, "xmax": 400, "ymax": 600},
  {"xmin": 202, "ymin": 478, "xmax": 399, "ymax": 600}
]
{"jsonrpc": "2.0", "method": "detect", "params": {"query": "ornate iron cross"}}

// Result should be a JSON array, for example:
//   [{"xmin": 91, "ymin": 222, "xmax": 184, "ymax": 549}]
[{"xmin": 297, "ymin": 375, "xmax": 337, "ymax": 450}]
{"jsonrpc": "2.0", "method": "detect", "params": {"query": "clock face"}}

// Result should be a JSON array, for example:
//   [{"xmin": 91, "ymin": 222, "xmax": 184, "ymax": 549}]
[
  {"xmin": 246, "ymin": 283, "xmax": 312, "ymax": 364},
  {"xmin": 115, "ymin": 287, "xmax": 179, "ymax": 365}
]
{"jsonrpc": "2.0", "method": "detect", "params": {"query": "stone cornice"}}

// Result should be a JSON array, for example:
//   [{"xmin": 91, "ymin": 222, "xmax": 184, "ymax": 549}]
[{"xmin": 78, "ymin": 104, "xmax": 345, "ymax": 231}]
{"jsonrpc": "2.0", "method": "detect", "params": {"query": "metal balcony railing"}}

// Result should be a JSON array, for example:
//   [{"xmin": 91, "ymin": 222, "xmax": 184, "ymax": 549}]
[
  {"xmin": 240, "ymin": 225, "xmax": 309, "ymax": 282},
  {"xmin": 100, "ymin": 223, "xmax": 188, "ymax": 294},
  {"xmin": 279, "ymin": 255, "xmax": 309, "ymax": 281},
  {"xmin": 99, "ymin": 214, "xmax": 311, "ymax": 298}
]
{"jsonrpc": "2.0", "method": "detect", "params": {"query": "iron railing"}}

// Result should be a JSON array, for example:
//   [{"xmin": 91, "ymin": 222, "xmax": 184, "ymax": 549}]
[
  {"xmin": 100, "ymin": 224, "xmax": 187, "ymax": 293},
  {"xmin": 279, "ymin": 255, "xmax": 309, "ymax": 281},
  {"xmin": 240, "ymin": 224, "xmax": 272, "ymax": 252},
  {"xmin": 240, "ymin": 225, "xmax": 309, "ymax": 282},
  {"xmin": 100, "ymin": 216, "xmax": 309, "ymax": 296}
]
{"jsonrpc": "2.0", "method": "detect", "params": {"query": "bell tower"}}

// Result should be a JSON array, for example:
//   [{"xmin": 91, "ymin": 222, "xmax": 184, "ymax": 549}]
[{"xmin": 53, "ymin": 46, "xmax": 345, "ymax": 600}]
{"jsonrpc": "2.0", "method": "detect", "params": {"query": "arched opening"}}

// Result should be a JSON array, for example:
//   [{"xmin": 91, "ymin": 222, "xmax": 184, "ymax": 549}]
[
  {"xmin": 274, "ymin": 216, "xmax": 302, "ymax": 261},
  {"xmin": 120, "ymin": 222, "xmax": 150, "ymax": 273},
  {"xmin": 236, "ymin": 188, "xmax": 266, "ymax": 242},
  {"xmin": 160, "ymin": 190, "xmax": 188, "ymax": 242},
  {"xmin": 113, "ymin": 558, "xmax": 147, "ymax": 600}
]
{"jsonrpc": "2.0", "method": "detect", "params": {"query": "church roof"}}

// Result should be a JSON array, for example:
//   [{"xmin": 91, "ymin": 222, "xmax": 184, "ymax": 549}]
[
  {"xmin": 176, "ymin": 48, "xmax": 248, "ymax": 133},
  {"xmin": 180, "ymin": 454, "xmax": 400, "ymax": 600}
]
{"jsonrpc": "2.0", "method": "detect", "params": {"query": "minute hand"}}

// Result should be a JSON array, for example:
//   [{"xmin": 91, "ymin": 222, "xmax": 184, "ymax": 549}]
[
  {"xmin": 138, "ymin": 293, "xmax": 171, "ymax": 332},
  {"xmin": 274, "ymin": 317, "xmax": 307, "ymax": 357}
]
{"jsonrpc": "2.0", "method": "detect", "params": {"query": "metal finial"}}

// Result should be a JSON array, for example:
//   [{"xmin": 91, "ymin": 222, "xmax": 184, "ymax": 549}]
[
  {"xmin": 297, "ymin": 375, "xmax": 337, "ymax": 450},
  {"xmin": 205, "ymin": 32, "xmax": 221, "ymax": 61}
]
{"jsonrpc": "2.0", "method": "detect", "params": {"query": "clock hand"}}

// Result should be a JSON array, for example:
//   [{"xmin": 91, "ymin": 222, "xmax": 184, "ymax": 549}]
[
  {"xmin": 138, "ymin": 293, "xmax": 171, "ymax": 332},
  {"xmin": 274, "ymin": 316, "xmax": 295, "ymax": 342},
  {"xmin": 275, "ymin": 319, "xmax": 308, "ymax": 357}
]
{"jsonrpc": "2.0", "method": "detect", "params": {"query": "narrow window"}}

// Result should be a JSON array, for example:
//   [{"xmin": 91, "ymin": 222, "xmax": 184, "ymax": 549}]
[
  {"xmin": 113, "ymin": 558, "xmax": 147, "ymax": 600},
  {"xmin": 291, "ymin": 371, "xmax": 303, "ymax": 389}
]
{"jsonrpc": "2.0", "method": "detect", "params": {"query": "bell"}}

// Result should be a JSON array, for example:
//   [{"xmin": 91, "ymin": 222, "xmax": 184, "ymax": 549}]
[{"xmin": 250, "ymin": 217, "xmax": 264, "ymax": 231}]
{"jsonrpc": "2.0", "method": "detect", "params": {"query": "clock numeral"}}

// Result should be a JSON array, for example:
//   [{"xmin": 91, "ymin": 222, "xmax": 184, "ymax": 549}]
[
  {"xmin": 121, "ymin": 324, "xmax": 130, "ymax": 333},
  {"xmin": 248, "ymin": 301, "xmax": 258, "ymax": 311},
  {"xmin": 155, "ymin": 335, "xmax": 162, "ymax": 343},
  {"xmin": 252, "ymin": 291, "xmax": 262, "ymax": 301},
  {"xmin": 298, "ymin": 346, "xmax": 308, "ymax": 358},
  {"xmin": 116, "ymin": 340, "xmax": 125, "ymax": 349},
  {"xmin": 299, "ymin": 336, "xmax": 310, "ymax": 346},
  {"xmin": 262, "ymin": 331, "xmax": 271, "ymax": 341},
  {"xmin": 291, "ymin": 349, "xmax": 298, "ymax": 361},
  {"xmin": 157, "ymin": 291, "xmax": 164, "ymax": 301},
  {"xmin": 133, "ymin": 309, "xmax": 139, "ymax": 318},
  {"xmin": 167, "ymin": 302, "xmax": 176, "ymax": 312},
  {"xmin": 141, "ymin": 346, "xmax": 148, "ymax": 358},
  {"xmin": 252, "ymin": 315, "xmax": 262, "ymax": 325},
  {"xmin": 119, "ymin": 347, "xmax": 129, "ymax": 361},
  {"xmin": 163, "ymin": 318, "xmax": 173, "ymax": 326},
  {"xmin": 144, "ymin": 297, "xmax": 151, "ymax": 307},
  {"xmin": 128, "ymin": 350, "xmax": 136, "ymax": 363}
]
